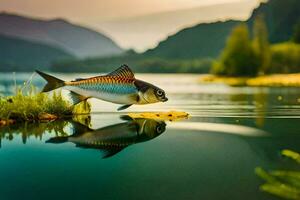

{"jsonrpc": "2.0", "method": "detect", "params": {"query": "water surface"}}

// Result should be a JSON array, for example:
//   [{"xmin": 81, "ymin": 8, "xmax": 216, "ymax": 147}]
[{"xmin": 1, "ymin": 73, "xmax": 300, "ymax": 200}]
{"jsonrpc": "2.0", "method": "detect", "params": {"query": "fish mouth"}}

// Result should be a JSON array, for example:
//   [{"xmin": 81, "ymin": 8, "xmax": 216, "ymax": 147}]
[{"xmin": 162, "ymin": 97, "xmax": 168, "ymax": 102}]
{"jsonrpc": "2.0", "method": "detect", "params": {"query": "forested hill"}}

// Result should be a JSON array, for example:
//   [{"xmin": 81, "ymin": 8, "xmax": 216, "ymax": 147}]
[
  {"xmin": 144, "ymin": 0, "xmax": 300, "ymax": 59},
  {"xmin": 0, "ymin": 34, "xmax": 74, "ymax": 72},
  {"xmin": 50, "ymin": 0, "xmax": 300, "ymax": 73},
  {"xmin": 144, "ymin": 20, "xmax": 238, "ymax": 59},
  {"xmin": 0, "ymin": 13, "xmax": 124, "ymax": 58},
  {"xmin": 248, "ymin": 0, "xmax": 300, "ymax": 43}
]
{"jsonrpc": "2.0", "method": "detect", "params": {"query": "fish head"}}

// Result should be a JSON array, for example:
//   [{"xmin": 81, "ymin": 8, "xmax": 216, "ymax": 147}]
[
  {"xmin": 135, "ymin": 80, "xmax": 168, "ymax": 104},
  {"xmin": 134, "ymin": 118, "xmax": 166, "ymax": 140}
]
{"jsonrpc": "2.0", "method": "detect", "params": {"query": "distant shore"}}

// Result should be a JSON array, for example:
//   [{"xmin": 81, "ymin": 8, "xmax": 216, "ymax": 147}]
[{"xmin": 200, "ymin": 73, "xmax": 300, "ymax": 87}]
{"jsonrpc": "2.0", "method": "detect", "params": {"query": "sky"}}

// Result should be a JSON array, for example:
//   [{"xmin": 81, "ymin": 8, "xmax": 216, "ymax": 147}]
[
  {"xmin": 0, "ymin": 0, "xmax": 259, "ymax": 51},
  {"xmin": 0, "ymin": 0, "xmax": 253, "ymax": 21}
]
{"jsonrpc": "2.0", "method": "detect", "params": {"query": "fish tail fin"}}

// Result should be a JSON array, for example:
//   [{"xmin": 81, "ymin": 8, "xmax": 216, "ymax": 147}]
[
  {"xmin": 46, "ymin": 136, "xmax": 68, "ymax": 144},
  {"xmin": 35, "ymin": 70, "xmax": 65, "ymax": 92}
]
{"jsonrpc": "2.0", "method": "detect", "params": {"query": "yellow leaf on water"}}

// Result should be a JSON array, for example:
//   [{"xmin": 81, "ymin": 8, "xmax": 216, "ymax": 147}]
[{"xmin": 127, "ymin": 111, "xmax": 189, "ymax": 121}]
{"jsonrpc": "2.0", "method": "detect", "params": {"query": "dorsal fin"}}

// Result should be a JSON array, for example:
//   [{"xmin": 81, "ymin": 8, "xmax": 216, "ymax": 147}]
[
  {"xmin": 107, "ymin": 65, "xmax": 135, "ymax": 79},
  {"xmin": 74, "ymin": 78, "xmax": 86, "ymax": 81}
]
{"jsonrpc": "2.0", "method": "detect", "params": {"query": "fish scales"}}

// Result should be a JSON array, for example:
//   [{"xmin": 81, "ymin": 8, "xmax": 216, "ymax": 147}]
[{"xmin": 68, "ymin": 76, "xmax": 137, "ymax": 94}]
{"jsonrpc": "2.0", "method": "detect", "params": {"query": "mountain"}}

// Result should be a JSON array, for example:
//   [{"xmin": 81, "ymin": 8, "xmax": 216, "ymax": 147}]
[
  {"xmin": 144, "ymin": 0, "xmax": 300, "ymax": 59},
  {"xmin": 144, "ymin": 20, "xmax": 239, "ymax": 59},
  {"xmin": 97, "ymin": 0, "xmax": 258, "ymax": 52},
  {"xmin": 0, "ymin": 13, "xmax": 124, "ymax": 58},
  {"xmin": 0, "ymin": 34, "xmax": 74, "ymax": 72},
  {"xmin": 248, "ymin": 0, "xmax": 300, "ymax": 43},
  {"xmin": 51, "ymin": 0, "xmax": 300, "ymax": 73}
]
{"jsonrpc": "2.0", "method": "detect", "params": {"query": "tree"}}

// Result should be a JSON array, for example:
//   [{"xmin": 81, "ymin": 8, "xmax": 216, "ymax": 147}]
[
  {"xmin": 212, "ymin": 24, "xmax": 259, "ymax": 76},
  {"xmin": 253, "ymin": 15, "xmax": 271, "ymax": 74},
  {"xmin": 292, "ymin": 22, "xmax": 300, "ymax": 44}
]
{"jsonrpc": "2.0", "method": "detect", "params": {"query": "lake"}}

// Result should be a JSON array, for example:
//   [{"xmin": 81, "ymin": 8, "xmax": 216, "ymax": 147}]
[{"xmin": 1, "ymin": 73, "xmax": 300, "ymax": 200}]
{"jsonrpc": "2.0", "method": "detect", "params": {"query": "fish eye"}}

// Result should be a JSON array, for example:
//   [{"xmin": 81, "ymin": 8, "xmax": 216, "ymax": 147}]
[
  {"xmin": 156, "ymin": 126, "xmax": 162, "ymax": 133},
  {"xmin": 156, "ymin": 90, "xmax": 164, "ymax": 96}
]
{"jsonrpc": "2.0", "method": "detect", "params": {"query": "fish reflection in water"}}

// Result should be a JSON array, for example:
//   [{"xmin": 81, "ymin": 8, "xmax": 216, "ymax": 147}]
[{"xmin": 46, "ymin": 116, "xmax": 166, "ymax": 158}]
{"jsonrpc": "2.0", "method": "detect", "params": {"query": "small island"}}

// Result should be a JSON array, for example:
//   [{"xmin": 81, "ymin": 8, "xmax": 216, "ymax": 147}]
[
  {"xmin": 0, "ymin": 89, "xmax": 90, "ymax": 126},
  {"xmin": 201, "ymin": 16, "xmax": 300, "ymax": 87}
]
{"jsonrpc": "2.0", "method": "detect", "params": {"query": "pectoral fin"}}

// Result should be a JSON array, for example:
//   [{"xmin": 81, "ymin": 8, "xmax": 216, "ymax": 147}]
[
  {"xmin": 101, "ymin": 147, "xmax": 127, "ymax": 159},
  {"xmin": 69, "ymin": 91, "xmax": 89, "ymax": 105},
  {"xmin": 117, "ymin": 104, "xmax": 132, "ymax": 111},
  {"xmin": 120, "ymin": 115, "xmax": 134, "ymax": 121},
  {"xmin": 46, "ymin": 136, "xmax": 68, "ymax": 144}
]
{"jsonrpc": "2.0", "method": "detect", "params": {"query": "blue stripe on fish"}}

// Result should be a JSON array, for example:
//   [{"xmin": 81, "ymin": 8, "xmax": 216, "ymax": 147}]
[{"xmin": 77, "ymin": 83, "xmax": 137, "ymax": 94}]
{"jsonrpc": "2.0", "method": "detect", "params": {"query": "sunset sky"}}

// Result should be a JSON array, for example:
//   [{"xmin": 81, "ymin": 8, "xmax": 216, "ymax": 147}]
[
  {"xmin": 0, "ymin": 0, "xmax": 258, "ymax": 22},
  {"xmin": 0, "ymin": 0, "xmax": 260, "ymax": 50}
]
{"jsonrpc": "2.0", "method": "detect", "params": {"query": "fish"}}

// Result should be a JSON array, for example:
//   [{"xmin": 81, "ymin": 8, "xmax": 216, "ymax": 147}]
[
  {"xmin": 46, "ymin": 116, "xmax": 166, "ymax": 158},
  {"xmin": 36, "ymin": 65, "xmax": 168, "ymax": 111}
]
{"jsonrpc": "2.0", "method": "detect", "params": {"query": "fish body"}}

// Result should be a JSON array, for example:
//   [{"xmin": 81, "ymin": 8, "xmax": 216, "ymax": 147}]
[
  {"xmin": 46, "ymin": 117, "xmax": 166, "ymax": 158},
  {"xmin": 64, "ymin": 75, "xmax": 138, "ymax": 105},
  {"xmin": 36, "ymin": 65, "xmax": 168, "ymax": 110},
  {"xmin": 69, "ymin": 122, "xmax": 138, "ymax": 147}
]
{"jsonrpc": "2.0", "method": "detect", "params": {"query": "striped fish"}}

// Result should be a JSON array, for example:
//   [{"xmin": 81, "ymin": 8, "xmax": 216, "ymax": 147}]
[{"xmin": 36, "ymin": 65, "xmax": 168, "ymax": 110}]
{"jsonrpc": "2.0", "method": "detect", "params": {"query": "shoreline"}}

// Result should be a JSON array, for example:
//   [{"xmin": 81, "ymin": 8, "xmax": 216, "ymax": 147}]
[{"xmin": 200, "ymin": 73, "xmax": 300, "ymax": 87}]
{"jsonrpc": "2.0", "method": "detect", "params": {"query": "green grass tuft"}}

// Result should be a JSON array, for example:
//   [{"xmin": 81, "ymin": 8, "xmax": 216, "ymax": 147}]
[{"xmin": 0, "ymin": 86, "xmax": 90, "ymax": 122}]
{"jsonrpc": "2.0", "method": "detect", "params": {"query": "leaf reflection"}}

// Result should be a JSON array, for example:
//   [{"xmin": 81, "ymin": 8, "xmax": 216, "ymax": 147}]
[{"xmin": 256, "ymin": 150, "xmax": 300, "ymax": 200}]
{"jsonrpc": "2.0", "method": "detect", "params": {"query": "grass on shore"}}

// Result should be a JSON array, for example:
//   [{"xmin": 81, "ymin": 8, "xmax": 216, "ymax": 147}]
[
  {"xmin": 201, "ymin": 73, "xmax": 300, "ymax": 87},
  {"xmin": 0, "ymin": 87, "xmax": 90, "ymax": 124}
]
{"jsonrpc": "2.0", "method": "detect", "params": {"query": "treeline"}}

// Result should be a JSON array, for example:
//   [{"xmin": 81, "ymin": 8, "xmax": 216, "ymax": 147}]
[
  {"xmin": 212, "ymin": 16, "xmax": 300, "ymax": 76},
  {"xmin": 269, "ymin": 43, "xmax": 300, "ymax": 74},
  {"xmin": 51, "ymin": 54, "xmax": 212, "ymax": 73}
]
